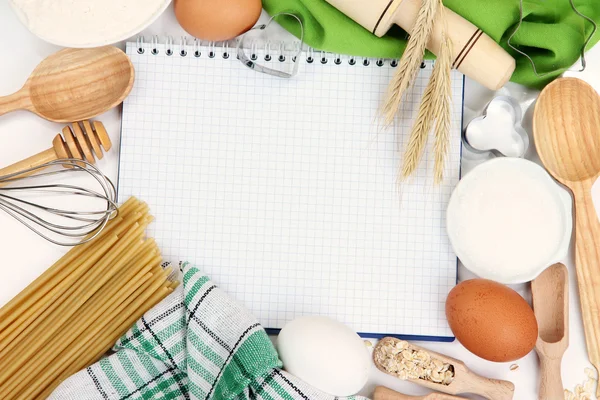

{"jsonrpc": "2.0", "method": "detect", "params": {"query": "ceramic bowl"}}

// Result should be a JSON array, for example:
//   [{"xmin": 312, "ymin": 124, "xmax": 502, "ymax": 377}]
[
  {"xmin": 447, "ymin": 158, "xmax": 572, "ymax": 284},
  {"xmin": 9, "ymin": 0, "xmax": 171, "ymax": 48}
]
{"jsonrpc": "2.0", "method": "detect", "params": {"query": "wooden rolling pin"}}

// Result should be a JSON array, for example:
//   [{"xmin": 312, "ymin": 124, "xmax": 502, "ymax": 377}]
[
  {"xmin": 324, "ymin": 0, "xmax": 515, "ymax": 90},
  {"xmin": 374, "ymin": 386, "xmax": 468, "ymax": 400},
  {"xmin": 0, "ymin": 120, "xmax": 111, "ymax": 179}
]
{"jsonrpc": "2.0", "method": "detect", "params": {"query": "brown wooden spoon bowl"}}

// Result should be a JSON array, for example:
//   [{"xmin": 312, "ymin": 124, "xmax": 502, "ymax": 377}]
[{"xmin": 0, "ymin": 46, "xmax": 134, "ymax": 123}]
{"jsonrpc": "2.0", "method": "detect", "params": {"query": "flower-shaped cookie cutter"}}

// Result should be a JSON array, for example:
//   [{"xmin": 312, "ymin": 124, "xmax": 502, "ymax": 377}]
[{"xmin": 463, "ymin": 96, "xmax": 529, "ymax": 158}]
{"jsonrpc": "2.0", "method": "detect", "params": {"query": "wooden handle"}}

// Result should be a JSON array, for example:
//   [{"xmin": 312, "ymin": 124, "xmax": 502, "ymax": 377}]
[
  {"xmin": 461, "ymin": 371, "xmax": 515, "ymax": 400},
  {"xmin": 393, "ymin": 0, "xmax": 515, "ymax": 90},
  {"xmin": 374, "ymin": 386, "xmax": 423, "ymax": 400},
  {"xmin": 571, "ymin": 179, "xmax": 600, "ymax": 393},
  {"xmin": 374, "ymin": 386, "xmax": 467, "ymax": 400},
  {"xmin": 0, "ymin": 88, "xmax": 33, "ymax": 117},
  {"xmin": 538, "ymin": 356, "xmax": 564, "ymax": 400},
  {"xmin": 0, "ymin": 148, "xmax": 57, "ymax": 182}
]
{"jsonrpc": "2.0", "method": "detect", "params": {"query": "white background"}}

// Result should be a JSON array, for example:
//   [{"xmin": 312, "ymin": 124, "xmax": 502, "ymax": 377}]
[{"xmin": 1, "ymin": 2, "xmax": 600, "ymax": 399}]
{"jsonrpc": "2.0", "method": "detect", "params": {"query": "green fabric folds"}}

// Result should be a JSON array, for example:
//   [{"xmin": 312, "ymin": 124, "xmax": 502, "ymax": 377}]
[{"xmin": 262, "ymin": 0, "xmax": 600, "ymax": 88}]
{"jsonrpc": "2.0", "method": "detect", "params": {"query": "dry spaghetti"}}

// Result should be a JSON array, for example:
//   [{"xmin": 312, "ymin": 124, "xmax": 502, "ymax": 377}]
[{"xmin": 0, "ymin": 197, "xmax": 178, "ymax": 400}]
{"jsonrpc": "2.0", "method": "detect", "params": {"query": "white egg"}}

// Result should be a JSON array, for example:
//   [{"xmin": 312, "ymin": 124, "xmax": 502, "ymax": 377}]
[{"xmin": 276, "ymin": 316, "xmax": 370, "ymax": 396}]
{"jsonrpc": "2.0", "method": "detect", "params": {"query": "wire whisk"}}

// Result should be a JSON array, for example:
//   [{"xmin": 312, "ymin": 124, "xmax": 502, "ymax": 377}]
[{"xmin": 0, "ymin": 159, "xmax": 118, "ymax": 246}]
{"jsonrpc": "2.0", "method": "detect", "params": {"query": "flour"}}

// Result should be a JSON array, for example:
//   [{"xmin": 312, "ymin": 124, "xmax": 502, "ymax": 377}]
[
  {"xmin": 447, "ymin": 159, "xmax": 571, "ymax": 283},
  {"xmin": 11, "ymin": 0, "xmax": 168, "ymax": 46}
]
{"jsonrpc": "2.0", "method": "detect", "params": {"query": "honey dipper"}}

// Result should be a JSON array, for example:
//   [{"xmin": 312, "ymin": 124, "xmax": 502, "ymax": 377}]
[
  {"xmin": 0, "ymin": 120, "xmax": 111, "ymax": 179},
  {"xmin": 373, "ymin": 337, "xmax": 514, "ymax": 400}
]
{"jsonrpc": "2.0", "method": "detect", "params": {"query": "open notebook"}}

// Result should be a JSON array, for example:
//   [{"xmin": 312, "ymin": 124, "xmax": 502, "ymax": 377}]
[{"xmin": 118, "ymin": 40, "xmax": 464, "ymax": 341}]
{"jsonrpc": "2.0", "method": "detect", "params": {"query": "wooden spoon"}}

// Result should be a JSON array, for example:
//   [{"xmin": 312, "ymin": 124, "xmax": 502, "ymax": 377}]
[
  {"xmin": 533, "ymin": 77, "xmax": 600, "ymax": 397},
  {"xmin": 532, "ymin": 263, "xmax": 569, "ymax": 400},
  {"xmin": 0, "ymin": 46, "xmax": 134, "ymax": 123},
  {"xmin": 373, "ymin": 337, "xmax": 514, "ymax": 400},
  {"xmin": 374, "ymin": 386, "xmax": 467, "ymax": 400}
]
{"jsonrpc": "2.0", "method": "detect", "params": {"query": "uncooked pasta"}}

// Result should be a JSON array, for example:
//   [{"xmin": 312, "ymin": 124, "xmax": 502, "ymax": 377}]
[{"xmin": 0, "ymin": 197, "xmax": 177, "ymax": 399}]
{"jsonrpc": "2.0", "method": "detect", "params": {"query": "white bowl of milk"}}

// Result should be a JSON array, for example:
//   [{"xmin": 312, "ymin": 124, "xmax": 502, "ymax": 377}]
[{"xmin": 446, "ymin": 157, "xmax": 572, "ymax": 284}]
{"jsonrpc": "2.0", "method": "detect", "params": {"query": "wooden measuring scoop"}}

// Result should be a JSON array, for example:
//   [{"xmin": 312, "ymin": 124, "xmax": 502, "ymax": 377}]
[
  {"xmin": 533, "ymin": 77, "xmax": 600, "ymax": 397},
  {"xmin": 532, "ymin": 263, "xmax": 569, "ymax": 400},
  {"xmin": 0, "ymin": 47, "xmax": 134, "ymax": 123},
  {"xmin": 374, "ymin": 386, "xmax": 467, "ymax": 400},
  {"xmin": 373, "ymin": 337, "xmax": 514, "ymax": 400}
]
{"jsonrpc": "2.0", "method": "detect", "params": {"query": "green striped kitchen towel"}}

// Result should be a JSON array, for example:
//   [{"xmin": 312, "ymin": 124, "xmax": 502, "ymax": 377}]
[{"xmin": 50, "ymin": 262, "xmax": 369, "ymax": 400}]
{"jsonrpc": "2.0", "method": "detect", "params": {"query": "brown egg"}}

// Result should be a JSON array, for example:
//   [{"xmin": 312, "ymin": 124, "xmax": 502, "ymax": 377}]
[
  {"xmin": 174, "ymin": 0, "xmax": 262, "ymax": 42},
  {"xmin": 446, "ymin": 279, "xmax": 538, "ymax": 362}
]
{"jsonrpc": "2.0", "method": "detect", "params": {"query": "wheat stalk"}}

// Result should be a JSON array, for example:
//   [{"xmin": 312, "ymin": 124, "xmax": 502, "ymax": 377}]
[
  {"xmin": 400, "ymin": 71, "xmax": 438, "ymax": 179},
  {"xmin": 401, "ymin": 0, "xmax": 454, "ymax": 182},
  {"xmin": 381, "ymin": 0, "xmax": 439, "ymax": 126},
  {"xmin": 433, "ymin": 14, "xmax": 453, "ymax": 183}
]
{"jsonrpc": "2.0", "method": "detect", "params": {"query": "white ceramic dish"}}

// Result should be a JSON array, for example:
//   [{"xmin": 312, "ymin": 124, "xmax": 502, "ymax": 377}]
[
  {"xmin": 9, "ymin": 0, "xmax": 171, "ymax": 48},
  {"xmin": 447, "ymin": 158, "xmax": 572, "ymax": 284}
]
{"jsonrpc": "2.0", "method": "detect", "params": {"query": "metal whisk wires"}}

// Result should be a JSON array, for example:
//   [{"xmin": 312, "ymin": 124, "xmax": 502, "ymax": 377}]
[{"xmin": 0, "ymin": 159, "xmax": 118, "ymax": 246}]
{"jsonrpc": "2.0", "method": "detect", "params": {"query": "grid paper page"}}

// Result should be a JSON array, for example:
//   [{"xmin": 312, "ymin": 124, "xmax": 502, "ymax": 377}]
[{"xmin": 119, "ymin": 41, "xmax": 463, "ymax": 339}]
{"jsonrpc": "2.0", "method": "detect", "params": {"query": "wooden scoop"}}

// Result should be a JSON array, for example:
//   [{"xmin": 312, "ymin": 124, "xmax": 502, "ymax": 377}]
[
  {"xmin": 0, "ymin": 47, "xmax": 134, "ymax": 123},
  {"xmin": 374, "ymin": 386, "xmax": 467, "ymax": 400},
  {"xmin": 533, "ymin": 77, "xmax": 600, "ymax": 397},
  {"xmin": 0, "ymin": 120, "xmax": 111, "ymax": 182},
  {"xmin": 532, "ymin": 263, "xmax": 569, "ymax": 400},
  {"xmin": 373, "ymin": 337, "xmax": 514, "ymax": 400}
]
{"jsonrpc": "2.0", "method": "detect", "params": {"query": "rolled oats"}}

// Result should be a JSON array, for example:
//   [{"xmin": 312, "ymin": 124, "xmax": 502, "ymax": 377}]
[
  {"xmin": 585, "ymin": 368, "xmax": 596, "ymax": 380},
  {"xmin": 430, "ymin": 369, "xmax": 443, "ymax": 383},
  {"xmin": 373, "ymin": 338, "xmax": 455, "ymax": 386},
  {"xmin": 443, "ymin": 370, "xmax": 455, "ymax": 385},
  {"xmin": 583, "ymin": 378, "xmax": 595, "ymax": 393},
  {"xmin": 564, "ymin": 390, "xmax": 576, "ymax": 400},
  {"xmin": 564, "ymin": 368, "xmax": 598, "ymax": 400},
  {"xmin": 402, "ymin": 349, "xmax": 414, "ymax": 361},
  {"xmin": 415, "ymin": 350, "xmax": 431, "ymax": 363}
]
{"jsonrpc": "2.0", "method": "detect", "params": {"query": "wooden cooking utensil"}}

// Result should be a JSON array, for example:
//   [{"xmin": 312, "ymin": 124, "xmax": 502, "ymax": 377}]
[
  {"xmin": 0, "ymin": 120, "xmax": 111, "ymax": 181},
  {"xmin": 533, "ymin": 77, "xmax": 600, "ymax": 397},
  {"xmin": 323, "ymin": 0, "xmax": 515, "ymax": 90},
  {"xmin": 373, "ymin": 338, "xmax": 514, "ymax": 400},
  {"xmin": 374, "ymin": 386, "xmax": 467, "ymax": 400},
  {"xmin": 532, "ymin": 263, "xmax": 569, "ymax": 400},
  {"xmin": 0, "ymin": 47, "xmax": 134, "ymax": 123}
]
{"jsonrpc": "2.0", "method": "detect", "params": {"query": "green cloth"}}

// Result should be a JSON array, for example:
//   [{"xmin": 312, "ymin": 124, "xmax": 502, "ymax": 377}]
[{"xmin": 262, "ymin": 0, "xmax": 600, "ymax": 88}]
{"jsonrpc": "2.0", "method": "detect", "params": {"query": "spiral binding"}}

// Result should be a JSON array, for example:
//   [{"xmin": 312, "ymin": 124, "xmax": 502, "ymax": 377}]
[{"xmin": 133, "ymin": 35, "xmax": 429, "ymax": 69}]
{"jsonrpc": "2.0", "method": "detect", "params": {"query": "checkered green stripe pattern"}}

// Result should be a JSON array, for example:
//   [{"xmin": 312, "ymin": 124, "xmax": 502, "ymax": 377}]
[{"xmin": 50, "ymin": 263, "xmax": 369, "ymax": 400}]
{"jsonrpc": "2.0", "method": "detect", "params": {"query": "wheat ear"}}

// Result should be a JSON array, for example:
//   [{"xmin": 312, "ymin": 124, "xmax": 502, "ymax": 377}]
[
  {"xmin": 400, "ymin": 70, "xmax": 438, "ymax": 179},
  {"xmin": 433, "ymin": 16, "xmax": 453, "ymax": 183},
  {"xmin": 381, "ymin": 0, "xmax": 439, "ymax": 126},
  {"xmin": 402, "ymin": 1, "xmax": 454, "ymax": 182}
]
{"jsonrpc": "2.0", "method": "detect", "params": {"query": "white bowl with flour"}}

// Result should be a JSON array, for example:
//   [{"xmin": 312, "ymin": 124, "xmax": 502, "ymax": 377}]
[
  {"xmin": 10, "ymin": 0, "xmax": 171, "ymax": 48},
  {"xmin": 447, "ymin": 158, "xmax": 572, "ymax": 284}
]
